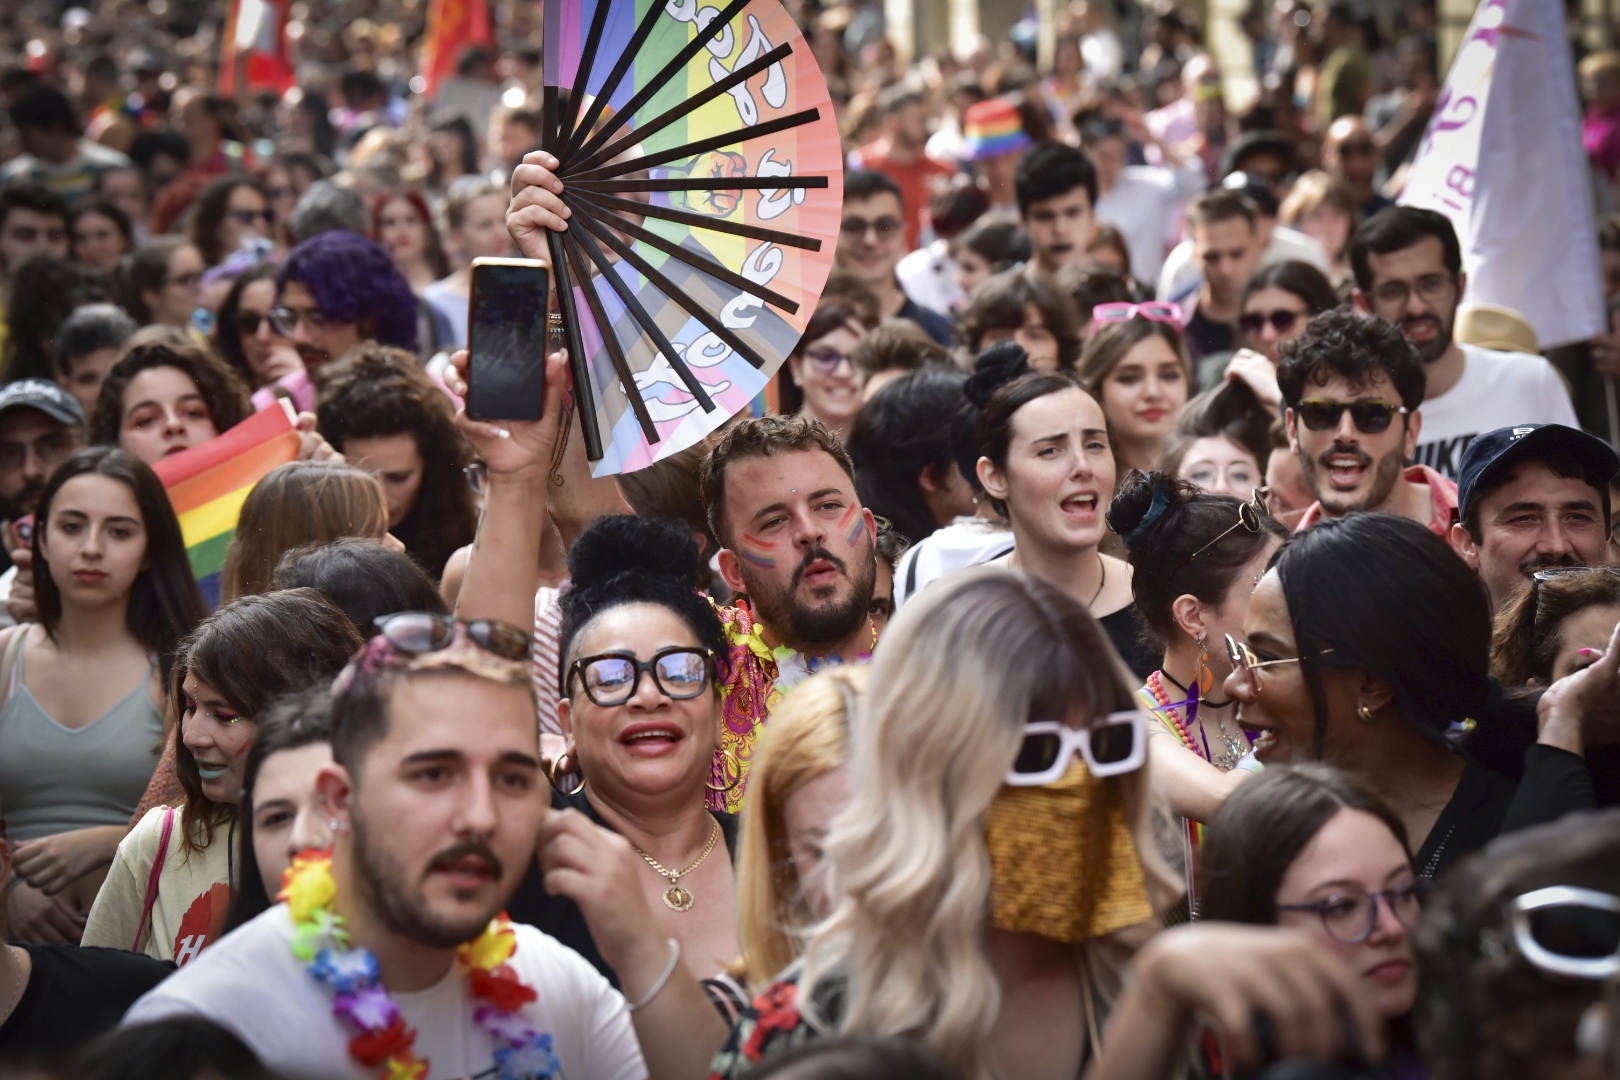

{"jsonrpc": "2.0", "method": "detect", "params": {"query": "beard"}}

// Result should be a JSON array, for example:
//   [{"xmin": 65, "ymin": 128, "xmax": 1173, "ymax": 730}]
[
  {"xmin": 0, "ymin": 476, "xmax": 45, "ymax": 523},
  {"xmin": 1301, "ymin": 443, "xmax": 1407, "ymax": 515},
  {"xmin": 743, "ymin": 540, "xmax": 877, "ymax": 652},
  {"xmin": 350, "ymin": 814, "xmax": 508, "ymax": 949}
]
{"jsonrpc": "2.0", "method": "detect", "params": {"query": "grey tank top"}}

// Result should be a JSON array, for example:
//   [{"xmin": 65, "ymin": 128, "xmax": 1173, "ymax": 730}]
[{"xmin": 0, "ymin": 638, "xmax": 163, "ymax": 842}]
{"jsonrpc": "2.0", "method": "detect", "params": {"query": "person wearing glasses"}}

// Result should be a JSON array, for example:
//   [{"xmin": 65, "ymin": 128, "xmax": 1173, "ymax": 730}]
[
  {"xmin": 1235, "ymin": 259, "xmax": 1339, "ymax": 366},
  {"xmin": 1108, "ymin": 472, "xmax": 1287, "ymax": 899},
  {"xmin": 81, "ymin": 590, "xmax": 360, "ymax": 963},
  {"xmin": 1075, "ymin": 304, "xmax": 1192, "ymax": 475},
  {"xmin": 272, "ymin": 229, "xmax": 420, "ymax": 377},
  {"xmin": 1225, "ymin": 512, "xmax": 1596, "ymax": 879},
  {"xmin": 712, "ymin": 568, "xmax": 1174, "ymax": 1079},
  {"xmin": 831, "ymin": 171, "xmax": 952, "ymax": 347},
  {"xmin": 1449, "ymin": 424, "xmax": 1619, "ymax": 613},
  {"xmin": 210, "ymin": 262, "xmax": 308, "ymax": 407},
  {"xmin": 1279, "ymin": 308, "xmax": 1457, "ymax": 536},
  {"xmin": 1414, "ymin": 808, "xmax": 1620, "ymax": 1080},
  {"xmin": 1350, "ymin": 207, "xmax": 1577, "ymax": 482},
  {"xmin": 507, "ymin": 515, "xmax": 743, "ymax": 1036},
  {"xmin": 121, "ymin": 236, "xmax": 206, "ymax": 330},
  {"xmin": 780, "ymin": 297, "xmax": 871, "ymax": 439},
  {"xmin": 187, "ymin": 177, "xmax": 273, "ymax": 269}
]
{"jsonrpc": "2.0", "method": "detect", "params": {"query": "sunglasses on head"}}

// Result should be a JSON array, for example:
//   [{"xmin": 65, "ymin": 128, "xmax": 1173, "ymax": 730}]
[
  {"xmin": 1293, "ymin": 398, "xmax": 1409, "ymax": 434},
  {"xmin": 1006, "ymin": 710, "xmax": 1146, "ymax": 786},
  {"xmin": 1493, "ymin": 886, "xmax": 1620, "ymax": 981},
  {"xmin": 1240, "ymin": 309, "xmax": 1303, "ymax": 335},
  {"xmin": 1178, "ymin": 487, "xmax": 1269, "ymax": 570},
  {"xmin": 1092, "ymin": 301, "xmax": 1183, "ymax": 327},
  {"xmin": 371, "ymin": 611, "xmax": 533, "ymax": 662}
]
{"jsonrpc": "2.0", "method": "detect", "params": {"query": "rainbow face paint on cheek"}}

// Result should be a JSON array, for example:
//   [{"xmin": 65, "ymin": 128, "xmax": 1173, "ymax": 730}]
[
  {"xmin": 740, "ymin": 534, "xmax": 777, "ymax": 568},
  {"xmin": 840, "ymin": 505, "xmax": 865, "ymax": 546}
]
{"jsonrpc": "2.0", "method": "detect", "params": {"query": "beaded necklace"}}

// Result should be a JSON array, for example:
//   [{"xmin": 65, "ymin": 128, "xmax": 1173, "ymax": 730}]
[
  {"xmin": 279, "ymin": 850, "xmax": 563, "ymax": 1080},
  {"xmin": 1145, "ymin": 669, "xmax": 1208, "ymax": 761}
]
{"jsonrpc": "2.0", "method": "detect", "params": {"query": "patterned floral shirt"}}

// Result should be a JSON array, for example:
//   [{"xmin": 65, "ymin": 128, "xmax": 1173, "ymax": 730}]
[{"xmin": 708, "ymin": 969, "xmax": 835, "ymax": 1079}]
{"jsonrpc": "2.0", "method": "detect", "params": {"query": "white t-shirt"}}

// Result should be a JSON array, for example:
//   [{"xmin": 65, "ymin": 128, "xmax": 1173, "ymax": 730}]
[
  {"xmin": 125, "ymin": 906, "xmax": 647, "ymax": 1080},
  {"xmin": 1412, "ymin": 344, "xmax": 1580, "ymax": 480},
  {"xmin": 892, "ymin": 518, "xmax": 1016, "ymax": 609},
  {"xmin": 1095, "ymin": 161, "xmax": 1208, "ymax": 285}
]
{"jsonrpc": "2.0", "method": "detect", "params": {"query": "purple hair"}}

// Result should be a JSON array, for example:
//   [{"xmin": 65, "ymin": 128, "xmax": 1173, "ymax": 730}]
[{"xmin": 278, "ymin": 230, "xmax": 419, "ymax": 352}]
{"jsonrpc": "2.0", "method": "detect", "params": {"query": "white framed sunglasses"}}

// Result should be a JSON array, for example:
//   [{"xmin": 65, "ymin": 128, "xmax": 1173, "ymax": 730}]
[
  {"xmin": 1005, "ymin": 710, "xmax": 1147, "ymax": 787},
  {"xmin": 1504, "ymin": 886, "xmax": 1620, "ymax": 980}
]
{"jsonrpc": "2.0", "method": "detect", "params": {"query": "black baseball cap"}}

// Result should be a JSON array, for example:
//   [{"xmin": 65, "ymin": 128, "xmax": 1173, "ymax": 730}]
[
  {"xmin": 0, "ymin": 379, "xmax": 86, "ymax": 429},
  {"xmin": 1456, "ymin": 424, "xmax": 1620, "ymax": 524}
]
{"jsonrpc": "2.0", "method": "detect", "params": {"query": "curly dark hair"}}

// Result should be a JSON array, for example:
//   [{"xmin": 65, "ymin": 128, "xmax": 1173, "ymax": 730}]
[
  {"xmin": 956, "ymin": 269, "xmax": 1083, "ymax": 369},
  {"xmin": 90, "ymin": 328, "xmax": 254, "ymax": 448},
  {"xmin": 700, "ymin": 414, "xmax": 856, "ymax": 546},
  {"xmin": 0, "ymin": 254, "xmax": 111, "ymax": 383},
  {"xmin": 314, "ymin": 344, "xmax": 477, "ymax": 578},
  {"xmin": 1275, "ymin": 308, "xmax": 1425, "ymax": 411}
]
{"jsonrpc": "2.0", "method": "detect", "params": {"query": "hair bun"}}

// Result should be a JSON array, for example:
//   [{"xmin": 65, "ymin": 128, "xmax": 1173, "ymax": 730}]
[
  {"xmin": 963, "ymin": 342, "xmax": 1032, "ymax": 407},
  {"xmin": 566, "ymin": 515, "xmax": 702, "ymax": 591},
  {"xmin": 1107, "ymin": 470, "xmax": 1188, "ymax": 548}
]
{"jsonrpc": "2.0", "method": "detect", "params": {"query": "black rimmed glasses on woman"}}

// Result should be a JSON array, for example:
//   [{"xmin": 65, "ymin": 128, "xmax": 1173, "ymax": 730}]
[{"xmin": 566, "ymin": 647, "xmax": 717, "ymax": 706}]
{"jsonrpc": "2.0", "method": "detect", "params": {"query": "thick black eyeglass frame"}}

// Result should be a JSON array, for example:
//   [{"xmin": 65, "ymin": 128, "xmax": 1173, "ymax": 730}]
[{"xmin": 565, "ymin": 646, "xmax": 718, "ymax": 706}]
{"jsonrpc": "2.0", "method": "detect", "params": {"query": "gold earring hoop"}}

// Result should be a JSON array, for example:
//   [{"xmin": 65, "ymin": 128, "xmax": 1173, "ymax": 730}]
[
  {"xmin": 548, "ymin": 757, "xmax": 585, "ymax": 797},
  {"xmin": 705, "ymin": 749, "xmax": 743, "ymax": 793}
]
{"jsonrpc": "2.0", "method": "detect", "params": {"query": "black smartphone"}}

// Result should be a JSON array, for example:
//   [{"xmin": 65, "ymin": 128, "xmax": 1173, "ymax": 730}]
[{"xmin": 466, "ymin": 257, "xmax": 551, "ymax": 422}]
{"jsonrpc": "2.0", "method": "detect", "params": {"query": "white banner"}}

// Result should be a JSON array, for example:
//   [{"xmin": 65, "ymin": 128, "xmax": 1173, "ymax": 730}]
[{"xmin": 1400, "ymin": 0, "xmax": 1604, "ymax": 349}]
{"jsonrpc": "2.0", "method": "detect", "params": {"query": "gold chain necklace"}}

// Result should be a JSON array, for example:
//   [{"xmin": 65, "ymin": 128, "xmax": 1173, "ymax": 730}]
[{"xmin": 630, "ymin": 818, "xmax": 722, "ymax": 912}]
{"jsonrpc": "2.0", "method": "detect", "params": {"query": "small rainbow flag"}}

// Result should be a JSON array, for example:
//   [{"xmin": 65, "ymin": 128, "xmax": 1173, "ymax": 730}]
[{"xmin": 152, "ymin": 404, "xmax": 302, "ymax": 607}]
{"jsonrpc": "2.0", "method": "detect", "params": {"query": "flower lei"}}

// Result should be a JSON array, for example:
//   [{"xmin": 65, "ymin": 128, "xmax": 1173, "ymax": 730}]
[{"xmin": 278, "ymin": 849, "xmax": 564, "ymax": 1080}]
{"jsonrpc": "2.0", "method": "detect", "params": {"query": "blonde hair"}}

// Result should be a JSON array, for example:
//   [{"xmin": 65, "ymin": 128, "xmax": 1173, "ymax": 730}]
[
  {"xmin": 221, "ymin": 460, "xmax": 389, "ymax": 602},
  {"xmin": 736, "ymin": 666, "xmax": 860, "ymax": 987},
  {"xmin": 798, "ymin": 568, "xmax": 1167, "ymax": 1079},
  {"xmin": 1279, "ymin": 169, "xmax": 1360, "ymax": 231}
]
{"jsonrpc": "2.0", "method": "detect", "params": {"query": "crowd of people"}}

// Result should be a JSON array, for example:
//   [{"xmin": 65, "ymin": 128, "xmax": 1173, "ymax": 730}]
[{"xmin": 0, "ymin": 0, "xmax": 1618, "ymax": 1078}]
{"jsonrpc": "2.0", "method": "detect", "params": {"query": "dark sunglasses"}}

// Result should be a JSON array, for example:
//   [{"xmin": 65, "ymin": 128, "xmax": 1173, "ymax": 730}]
[
  {"xmin": 1294, "ymin": 399, "xmax": 1409, "ymax": 434},
  {"xmin": 371, "ymin": 611, "xmax": 532, "ymax": 662},
  {"xmin": 235, "ymin": 310, "xmax": 270, "ymax": 335},
  {"xmin": 1239, "ymin": 309, "xmax": 1303, "ymax": 335},
  {"xmin": 565, "ymin": 646, "xmax": 716, "ymax": 706},
  {"xmin": 231, "ymin": 207, "xmax": 275, "ymax": 225},
  {"xmin": 840, "ymin": 215, "xmax": 901, "ymax": 239}
]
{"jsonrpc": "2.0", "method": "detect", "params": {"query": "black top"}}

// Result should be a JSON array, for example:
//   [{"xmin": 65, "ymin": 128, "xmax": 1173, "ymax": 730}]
[
  {"xmin": 1098, "ymin": 604, "xmax": 1159, "ymax": 681},
  {"xmin": 0, "ymin": 945, "xmax": 174, "ymax": 1062},
  {"xmin": 508, "ymin": 788, "xmax": 739, "ymax": 989},
  {"xmin": 897, "ymin": 297, "xmax": 955, "ymax": 348}
]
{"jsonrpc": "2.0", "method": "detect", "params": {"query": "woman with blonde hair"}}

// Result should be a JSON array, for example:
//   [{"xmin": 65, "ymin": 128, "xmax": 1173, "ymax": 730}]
[
  {"xmin": 219, "ymin": 460, "xmax": 395, "ymax": 602},
  {"xmin": 734, "ymin": 666, "xmax": 859, "ymax": 989},
  {"xmin": 713, "ymin": 568, "xmax": 1175, "ymax": 1080}
]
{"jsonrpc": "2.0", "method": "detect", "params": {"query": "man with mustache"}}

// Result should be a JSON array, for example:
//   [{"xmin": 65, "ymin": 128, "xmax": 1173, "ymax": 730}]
[
  {"xmin": 0, "ymin": 381, "xmax": 84, "ymax": 599},
  {"xmin": 1449, "ymin": 424, "xmax": 1618, "ymax": 611},
  {"xmin": 1278, "ymin": 308, "xmax": 1458, "ymax": 535},
  {"xmin": 1350, "ymin": 207, "xmax": 1577, "ymax": 481},
  {"xmin": 272, "ymin": 230, "xmax": 422, "ymax": 378},
  {"xmin": 123, "ymin": 625, "xmax": 702, "ymax": 1079}
]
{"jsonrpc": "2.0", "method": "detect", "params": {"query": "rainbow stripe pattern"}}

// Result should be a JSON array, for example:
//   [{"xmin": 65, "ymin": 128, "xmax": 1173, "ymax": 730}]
[
  {"xmin": 152, "ymin": 405, "xmax": 301, "ymax": 607},
  {"xmin": 961, "ymin": 99, "xmax": 1033, "ymax": 162}
]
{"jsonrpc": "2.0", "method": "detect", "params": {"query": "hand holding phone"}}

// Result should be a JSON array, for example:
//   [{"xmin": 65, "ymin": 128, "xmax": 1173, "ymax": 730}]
[{"xmin": 466, "ymin": 257, "xmax": 552, "ymax": 423}]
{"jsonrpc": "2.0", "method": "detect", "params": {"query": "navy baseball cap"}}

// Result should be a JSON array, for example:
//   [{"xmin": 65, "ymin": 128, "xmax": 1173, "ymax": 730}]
[{"xmin": 1456, "ymin": 424, "xmax": 1620, "ymax": 524}]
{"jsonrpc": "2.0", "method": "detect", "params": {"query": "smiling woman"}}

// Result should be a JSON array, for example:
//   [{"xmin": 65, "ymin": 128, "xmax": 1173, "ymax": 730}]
[{"xmin": 81, "ymin": 589, "xmax": 361, "ymax": 964}]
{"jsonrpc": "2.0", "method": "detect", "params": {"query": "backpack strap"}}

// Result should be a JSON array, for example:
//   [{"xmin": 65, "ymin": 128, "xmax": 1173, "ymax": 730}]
[{"xmin": 131, "ymin": 806, "xmax": 176, "ymax": 954}]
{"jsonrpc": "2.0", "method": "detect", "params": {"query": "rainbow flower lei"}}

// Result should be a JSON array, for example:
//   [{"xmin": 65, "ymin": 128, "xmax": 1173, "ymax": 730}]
[{"xmin": 278, "ymin": 849, "xmax": 564, "ymax": 1080}]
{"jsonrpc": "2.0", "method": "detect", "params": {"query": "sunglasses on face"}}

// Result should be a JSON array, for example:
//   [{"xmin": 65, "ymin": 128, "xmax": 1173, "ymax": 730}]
[
  {"xmin": 235, "ymin": 310, "xmax": 273, "ymax": 335},
  {"xmin": 804, "ymin": 347, "xmax": 854, "ymax": 374},
  {"xmin": 1092, "ymin": 301, "xmax": 1183, "ymax": 327},
  {"xmin": 1277, "ymin": 879, "xmax": 1431, "ymax": 945},
  {"xmin": 1240, "ymin": 309, "xmax": 1303, "ymax": 335},
  {"xmin": 1293, "ymin": 399, "xmax": 1409, "ymax": 434},
  {"xmin": 1496, "ymin": 886, "xmax": 1620, "ymax": 980},
  {"xmin": 1005, "ymin": 710, "xmax": 1146, "ymax": 786},
  {"xmin": 840, "ymin": 215, "xmax": 902, "ymax": 239},
  {"xmin": 231, "ymin": 207, "xmax": 274, "ymax": 226},
  {"xmin": 566, "ymin": 646, "xmax": 716, "ymax": 706},
  {"xmin": 371, "ymin": 611, "xmax": 533, "ymax": 662}
]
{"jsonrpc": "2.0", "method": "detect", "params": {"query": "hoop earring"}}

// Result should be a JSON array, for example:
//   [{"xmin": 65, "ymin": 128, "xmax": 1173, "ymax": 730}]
[
  {"xmin": 1357, "ymin": 703, "xmax": 1374, "ymax": 722},
  {"xmin": 548, "ymin": 758, "xmax": 585, "ymax": 797},
  {"xmin": 705, "ymin": 748, "xmax": 743, "ymax": 793},
  {"xmin": 1195, "ymin": 636, "xmax": 1215, "ymax": 697}
]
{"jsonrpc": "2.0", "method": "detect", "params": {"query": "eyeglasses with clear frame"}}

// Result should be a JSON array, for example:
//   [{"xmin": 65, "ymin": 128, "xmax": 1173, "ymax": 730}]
[{"xmin": 1224, "ymin": 633, "xmax": 1325, "ymax": 697}]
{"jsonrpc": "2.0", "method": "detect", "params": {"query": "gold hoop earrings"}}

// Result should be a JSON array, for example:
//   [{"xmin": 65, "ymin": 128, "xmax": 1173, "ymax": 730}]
[
  {"xmin": 548, "ymin": 757, "xmax": 585, "ymax": 797},
  {"xmin": 705, "ymin": 748, "xmax": 743, "ymax": 793}
]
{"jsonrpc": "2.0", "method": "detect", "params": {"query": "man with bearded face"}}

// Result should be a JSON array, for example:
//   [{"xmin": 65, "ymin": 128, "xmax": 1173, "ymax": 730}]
[
  {"xmin": 1278, "ymin": 309, "xmax": 1458, "ymax": 535},
  {"xmin": 1349, "ymin": 208, "xmax": 1576, "ymax": 482},
  {"xmin": 122, "ymin": 635, "xmax": 714, "ymax": 1080}
]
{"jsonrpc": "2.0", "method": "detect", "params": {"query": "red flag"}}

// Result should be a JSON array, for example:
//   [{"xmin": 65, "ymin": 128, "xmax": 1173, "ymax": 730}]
[
  {"xmin": 419, "ymin": 0, "xmax": 492, "ymax": 98},
  {"xmin": 220, "ymin": 0, "xmax": 296, "ymax": 96}
]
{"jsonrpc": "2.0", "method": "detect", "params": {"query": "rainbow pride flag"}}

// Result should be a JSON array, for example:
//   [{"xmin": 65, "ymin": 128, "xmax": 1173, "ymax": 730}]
[{"xmin": 152, "ymin": 404, "xmax": 301, "ymax": 607}]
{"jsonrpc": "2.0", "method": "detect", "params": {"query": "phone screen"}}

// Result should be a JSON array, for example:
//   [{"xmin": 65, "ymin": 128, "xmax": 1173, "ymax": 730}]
[{"xmin": 467, "ymin": 260, "xmax": 551, "ymax": 422}]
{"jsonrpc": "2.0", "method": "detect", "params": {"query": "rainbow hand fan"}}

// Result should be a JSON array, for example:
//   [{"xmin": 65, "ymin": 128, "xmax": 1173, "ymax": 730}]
[{"xmin": 542, "ymin": 0, "xmax": 843, "ymax": 475}]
